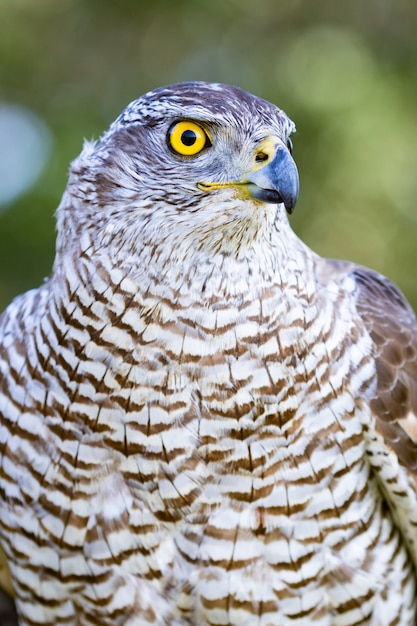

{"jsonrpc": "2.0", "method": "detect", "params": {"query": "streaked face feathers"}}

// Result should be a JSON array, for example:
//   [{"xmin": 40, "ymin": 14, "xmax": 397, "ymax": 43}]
[{"xmin": 59, "ymin": 82, "xmax": 297, "ymax": 261}]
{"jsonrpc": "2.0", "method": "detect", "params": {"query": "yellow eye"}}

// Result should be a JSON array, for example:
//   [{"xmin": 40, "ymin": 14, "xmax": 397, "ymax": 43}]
[{"xmin": 168, "ymin": 121, "xmax": 210, "ymax": 156}]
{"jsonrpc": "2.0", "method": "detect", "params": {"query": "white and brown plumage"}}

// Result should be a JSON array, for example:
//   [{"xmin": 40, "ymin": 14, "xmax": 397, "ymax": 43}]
[{"xmin": 0, "ymin": 81, "xmax": 416, "ymax": 625}]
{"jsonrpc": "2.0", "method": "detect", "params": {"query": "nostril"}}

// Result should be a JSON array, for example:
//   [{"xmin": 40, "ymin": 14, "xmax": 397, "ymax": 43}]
[{"xmin": 255, "ymin": 151, "xmax": 269, "ymax": 163}]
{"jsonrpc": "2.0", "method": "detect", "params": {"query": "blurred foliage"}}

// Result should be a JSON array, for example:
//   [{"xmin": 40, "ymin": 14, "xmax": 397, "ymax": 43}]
[{"xmin": 0, "ymin": 0, "xmax": 417, "ymax": 311}]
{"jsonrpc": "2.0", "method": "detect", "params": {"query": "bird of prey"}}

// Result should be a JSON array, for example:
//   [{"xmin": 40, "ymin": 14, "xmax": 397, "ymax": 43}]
[{"xmin": 0, "ymin": 81, "xmax": 416, "ymax": 626}]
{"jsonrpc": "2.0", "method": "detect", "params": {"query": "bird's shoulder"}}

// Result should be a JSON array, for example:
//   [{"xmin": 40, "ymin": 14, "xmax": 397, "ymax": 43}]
[
  {"xmin": 318, "ymin": 258, "xmax": 417, "ymax": 448},
  {"xmin": 317, "ymin": 257, "xmax": 417, "ymax": 561}
]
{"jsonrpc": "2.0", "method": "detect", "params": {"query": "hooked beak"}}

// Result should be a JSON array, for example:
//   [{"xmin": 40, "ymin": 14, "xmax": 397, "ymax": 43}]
[
  {"xmin": 245, "ymin": 143, "xmax": 299, "ymax": 214},
  {"xmin": 198, "ymin": 137, "xmax": 299, "ymax": 215}
]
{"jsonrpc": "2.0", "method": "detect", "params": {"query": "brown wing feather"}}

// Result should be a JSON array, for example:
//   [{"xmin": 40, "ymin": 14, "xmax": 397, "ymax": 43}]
[
  {"xmin": 352, "ymin": 266, "xmax": 417, "ymax": 476},
  {"xmin": 318, "ymin": 258, "xmax": 417, "ymax": 476},
  {"xmin": 0, "ymin": 546, "xmax": 13, "ymax": 596}
]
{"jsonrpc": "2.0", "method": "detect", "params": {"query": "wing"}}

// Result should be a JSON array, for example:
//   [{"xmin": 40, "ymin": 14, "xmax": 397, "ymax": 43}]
[
  {"xmin": 320, "ymin": 259, "xmax": 417, "ymax": 562},
  {"xmin": 0, "ymin": 550, "xmax": 13, "ymax": 597},
  {"xmin": 0, "ymin": 586, "xmax": 17, "ymax": 626},
  {"xmin": 353, "ymin": 266, "xmax": 417, "ymax": 466}
]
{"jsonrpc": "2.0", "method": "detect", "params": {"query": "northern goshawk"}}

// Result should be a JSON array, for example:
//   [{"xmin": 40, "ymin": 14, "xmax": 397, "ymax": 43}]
[{"xmin": 0, "ymin": 82, "xmax": 416, "ymax": 625}]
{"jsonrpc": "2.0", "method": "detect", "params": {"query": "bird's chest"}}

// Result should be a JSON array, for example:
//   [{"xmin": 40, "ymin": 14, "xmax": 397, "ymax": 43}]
[
  {"xmin": 119, "ymin": 309, "xmax": 361, "ymax": 537},
  {"xmin": 136, "ymin": 312, "xmax": 370, "ymax": 549},
  {"xmin": 31, "ymin": 291, "xmax": 371, "ymax": 522},
  {"xmin": 100, "ymin": 307, "xmax": 414, "ymax": 625},
  {"xmin": 2, "ymin": 293, "xmax": 416, "ymax": 625},
  {"xmin": 120, "ymin": 294, "xmax": 364, "ymax": 485},
  {"xmin": 88, "ymin": 328, "xmax": 413, "ymax": 626}
]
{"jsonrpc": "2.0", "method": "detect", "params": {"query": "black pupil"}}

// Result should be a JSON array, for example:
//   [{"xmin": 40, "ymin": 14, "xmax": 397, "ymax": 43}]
[{"xmin": 181, "ymin": 129, "xmax": 197, "ymax": 146}]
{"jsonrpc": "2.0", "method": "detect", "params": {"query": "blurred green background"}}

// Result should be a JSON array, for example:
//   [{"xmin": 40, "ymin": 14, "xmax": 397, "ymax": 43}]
[{"xmin": 1, "ymin": 0, "xmax": 417, "ymax": 312}]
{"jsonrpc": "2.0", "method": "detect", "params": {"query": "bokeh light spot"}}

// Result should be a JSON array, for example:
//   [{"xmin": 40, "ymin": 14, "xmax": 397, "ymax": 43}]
[
  {"xmin": 280, "ymin": 27, "xmax": 376, "ymax": 111},
  {"xmin": 0, "ymin": 104, "xmax": 52, "ymax": 211}
]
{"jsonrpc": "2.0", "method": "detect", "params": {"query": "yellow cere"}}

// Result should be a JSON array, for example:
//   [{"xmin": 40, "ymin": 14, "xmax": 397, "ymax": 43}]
[{"xmin": 169, "ymin": 121, "xmax": 209, "ymax": 156}]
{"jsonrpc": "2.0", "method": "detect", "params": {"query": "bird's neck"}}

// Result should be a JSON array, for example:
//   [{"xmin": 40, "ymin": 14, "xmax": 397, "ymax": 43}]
[{"xmin": 52, "ymin": 214, "xmax": 318, "ymax": 312}]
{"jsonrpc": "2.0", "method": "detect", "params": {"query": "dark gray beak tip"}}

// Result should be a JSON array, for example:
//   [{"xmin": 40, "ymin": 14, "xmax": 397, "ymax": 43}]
[
  {"xmin": 274, "ymin": 148, "xmax": 299, "ymax": 214},
  {"xmin": 247, "ymin": 145, "xmax": 300, "ymax": 214},
  {"xmin": 283, "ymin": 174, "xmax": 299, "ymax": 214}
]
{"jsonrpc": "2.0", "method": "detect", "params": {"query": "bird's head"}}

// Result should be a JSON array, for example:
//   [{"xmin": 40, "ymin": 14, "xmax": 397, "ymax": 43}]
[{"xmin": 58, "ymin": 82, "xmax": 299, "ymax": 263}]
